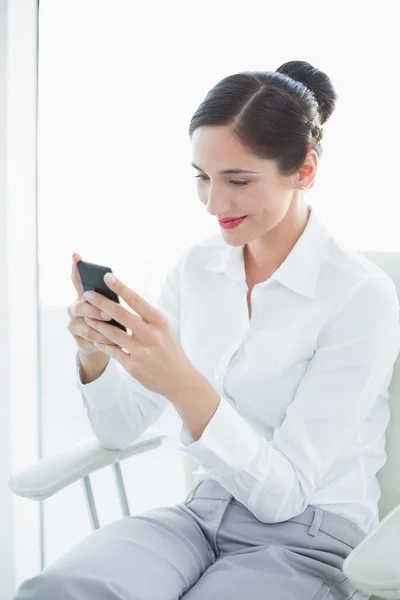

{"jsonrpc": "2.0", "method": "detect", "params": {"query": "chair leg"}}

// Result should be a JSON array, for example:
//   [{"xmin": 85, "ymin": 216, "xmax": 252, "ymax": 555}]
[
  {"xmin": 112, "ymin": 461, "xmax": 131, "ymax": 517},
  {"xmin": 82, "ymin": 475, "xmax": 100, "ymax": 530}
]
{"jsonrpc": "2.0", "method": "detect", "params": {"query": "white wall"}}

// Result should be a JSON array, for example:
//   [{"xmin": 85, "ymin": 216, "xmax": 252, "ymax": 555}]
[
  {"xmin": 2, "ymin": 0, "xmax": 42, "ymax": 596},
  {"xmin": 0, "ymin": 2, "xmax": 15, "ymax": 596}
]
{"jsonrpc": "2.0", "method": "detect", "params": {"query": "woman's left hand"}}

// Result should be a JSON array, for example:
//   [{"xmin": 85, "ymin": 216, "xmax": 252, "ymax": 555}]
[{"xmin": 82, "ymin": 272, "xmax": 197, "ymax": 400}]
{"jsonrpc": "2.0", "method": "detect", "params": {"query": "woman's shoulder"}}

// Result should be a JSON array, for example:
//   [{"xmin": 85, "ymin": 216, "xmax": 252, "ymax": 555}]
[
  {"xmin": 321, "ymin": 234, "xmax": 397, "ymax": 300},
  {"xmin": 320, "ymin": 236, "xmax": 399, "ymax": 325}
]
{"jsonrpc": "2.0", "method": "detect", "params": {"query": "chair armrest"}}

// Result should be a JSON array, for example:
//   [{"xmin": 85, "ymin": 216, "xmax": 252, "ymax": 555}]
[
  {"xmin": 343, "ymin": 503, "xmax": 400, "ymax": 599},
  {"xmin": 8, "ymin": 427, "xmax": 167, "ymax": 501}
]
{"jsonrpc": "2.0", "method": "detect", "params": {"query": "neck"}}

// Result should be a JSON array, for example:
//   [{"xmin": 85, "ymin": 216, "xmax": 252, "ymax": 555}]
[{"xmin": 244, "ymin": 197, "xmax": 311, "ymax": 278}]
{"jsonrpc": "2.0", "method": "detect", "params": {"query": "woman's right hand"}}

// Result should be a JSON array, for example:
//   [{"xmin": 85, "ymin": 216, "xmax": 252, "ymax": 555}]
[{"xmin": 67, "ymin": 253, "xmax": 119, "ymax": 357}]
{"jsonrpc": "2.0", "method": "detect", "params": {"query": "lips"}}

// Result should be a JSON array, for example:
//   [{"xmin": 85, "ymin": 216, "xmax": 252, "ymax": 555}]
[
  {"xmin": 219, "ymin": 216, "xmax": 246, "ymax": 223},
  {"xmin": 218, "ymin": 216, "xmax": 247, "ymax": 229}
]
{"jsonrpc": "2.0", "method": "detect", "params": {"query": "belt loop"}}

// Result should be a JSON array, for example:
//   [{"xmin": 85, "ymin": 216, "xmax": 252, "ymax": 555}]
[
  {"xmin": 184, "ymin": 481, "xmax": 202, "ymax": 504},
  {"xmin": 308, "ymin": 507, "xmax": 323, "ymax": 537}
]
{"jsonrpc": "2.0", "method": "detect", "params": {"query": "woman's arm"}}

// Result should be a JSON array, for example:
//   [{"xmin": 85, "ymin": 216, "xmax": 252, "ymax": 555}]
[
  {"xmin": 76, "ymin": 251, "xmax": 188, "ymax": 450},
  {"xmin": 176, "ymin": 274, "xmax": 400, "ymax": 523}
]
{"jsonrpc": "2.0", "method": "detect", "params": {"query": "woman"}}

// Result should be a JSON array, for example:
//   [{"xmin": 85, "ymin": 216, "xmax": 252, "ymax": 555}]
[{"xmin": 15, "ymin": 60, "xmax": 400, "ymax": 599}]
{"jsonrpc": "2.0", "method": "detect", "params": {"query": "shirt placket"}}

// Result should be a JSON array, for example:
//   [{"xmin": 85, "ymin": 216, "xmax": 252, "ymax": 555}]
[{"xmin": 213, "ymin": 285, "xmax": 262, "ymax": 390}]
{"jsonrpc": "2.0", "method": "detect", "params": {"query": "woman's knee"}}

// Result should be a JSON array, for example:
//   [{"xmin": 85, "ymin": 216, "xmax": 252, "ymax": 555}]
[
  {"xmin": 14, "ymin": 567, "xmax": 126, "ymax": 600},
  {"xmin": 14, "ymin": 568, "xmax": 73, "ymax": 600}
]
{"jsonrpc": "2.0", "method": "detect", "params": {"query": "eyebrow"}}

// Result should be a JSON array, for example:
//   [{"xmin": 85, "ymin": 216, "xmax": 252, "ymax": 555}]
[{"xmin": 191, "ymin": 162, "xmax": 259, "ymax": 175}]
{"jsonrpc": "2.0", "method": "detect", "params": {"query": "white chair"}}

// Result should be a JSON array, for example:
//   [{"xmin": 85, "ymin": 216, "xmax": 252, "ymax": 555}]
[{"xmin": 8, "ymin": 251, "xmax": 400, "ymax": 599}]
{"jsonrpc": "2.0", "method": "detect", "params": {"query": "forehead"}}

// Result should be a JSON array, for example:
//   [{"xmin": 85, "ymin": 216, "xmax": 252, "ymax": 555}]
[
  {"xmin": 191, "ymin": 125, "xmax": 263, "ymax": 169},
  {"xmin": 192, "ymin": 125, "xmax": 246, "ymax": 157}
]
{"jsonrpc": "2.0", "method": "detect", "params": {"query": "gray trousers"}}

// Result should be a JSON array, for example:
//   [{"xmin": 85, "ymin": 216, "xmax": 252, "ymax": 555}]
[{"xmin": 14, "ymin": 479, "xmax": 370, "ymax": 600}]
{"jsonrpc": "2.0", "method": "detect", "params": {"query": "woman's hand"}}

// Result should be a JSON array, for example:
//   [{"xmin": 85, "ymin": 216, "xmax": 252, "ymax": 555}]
[
  {"xmin": 67, "ymin": 253, "xmax": 119, "ymax": 356},
  {"xmin": 82, "ymin": 272, "xmax": 198, "ymax": 399}
]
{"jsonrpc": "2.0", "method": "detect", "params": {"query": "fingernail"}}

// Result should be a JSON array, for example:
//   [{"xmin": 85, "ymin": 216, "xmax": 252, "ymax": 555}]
[
  {"xmin": 84, "ymin": 317, "xmax": 93, "ymax": 324},
  {"xmin": 104, "ymin": 273, "xmax": 116, "ymax": 284},
  {"xmin": 84, "ymin": 291, "xmax": 95, "ymax": 301},
  {"xmin": 100, "ymin": 312, "xmax": 111, "ymax": 320}
]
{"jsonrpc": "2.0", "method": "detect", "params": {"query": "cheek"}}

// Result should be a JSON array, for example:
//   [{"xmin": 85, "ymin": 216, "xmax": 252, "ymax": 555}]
[
  {"xmin": 241, "ymin": 188, "xmax": 266, "ymax": 215},
  {"xmin": 259, "ymin": 198, "xmax": 293, "ymax": 230},
  {"xmin": 197, "ymin": 187, "xmax": 207, "ymax": 205},
  {"xmin": 245, "ymin": 189, "xmax": 286, "ymax": 222}
]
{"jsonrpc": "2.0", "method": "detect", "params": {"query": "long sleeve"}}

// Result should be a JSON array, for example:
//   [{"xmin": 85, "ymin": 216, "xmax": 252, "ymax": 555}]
[
  {"xmin": 76, "ymin": 251, "xmax": 185, "ymax": 450},
  {"xmin": 178, "ymin": 275, "xmax": 400, "ymax": 523}
]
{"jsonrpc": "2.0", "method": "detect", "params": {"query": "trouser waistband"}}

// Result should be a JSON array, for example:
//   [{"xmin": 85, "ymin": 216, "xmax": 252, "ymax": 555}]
[{"xmin": 190, "ymin": 479, "xmax": 366, "ymax": 549}]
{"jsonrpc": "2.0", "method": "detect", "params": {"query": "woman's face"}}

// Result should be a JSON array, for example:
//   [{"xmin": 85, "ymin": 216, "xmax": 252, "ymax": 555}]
[{"xmin": 191, "ymin": 125, "xmax": 314, "ymax": 247}]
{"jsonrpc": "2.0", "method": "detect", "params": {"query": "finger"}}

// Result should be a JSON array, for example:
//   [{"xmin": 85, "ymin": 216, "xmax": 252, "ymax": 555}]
[
  {"xmin": 71, "ymin": 253, "xmax": 84, "ymax": 298},
  {"xmin": 92, "ymin": 342, "xmax": 131, "ymax": 369},
  {"xmin": 68, "ymin": 320, "xmax": 119, "ymax": 346},
  {"xmin": 83, "ymin": 316, "xmax": 136, "ymax": 350},
  {"xmin": 74, "ymin": 333, "xmax": 117, "ymax": 347},
  {"xmin": 68, "ymin": 298, "xmax": 113, "ymax": 321},
  {"xmin": 82, "ymin": 290, "xmax": 157, "ymax": 342},
  {"xmin": 102, "ymin": 273, "xmax": 164, "ymax": 326}
]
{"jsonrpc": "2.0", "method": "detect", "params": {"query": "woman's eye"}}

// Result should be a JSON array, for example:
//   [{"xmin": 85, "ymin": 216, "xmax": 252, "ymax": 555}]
[
  {"xmin": 194, "ymin": 175, "xmax": 249, "ymax": 187},
  {"xmin": 231, "ymin": 180, "xmax": 249, "ymax": 187}
]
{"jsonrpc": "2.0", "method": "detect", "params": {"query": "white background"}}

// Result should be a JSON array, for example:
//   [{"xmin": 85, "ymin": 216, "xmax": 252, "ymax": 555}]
[{"xmin": 2, "ymin": 0, "xmax": 399, "ymax": 596}]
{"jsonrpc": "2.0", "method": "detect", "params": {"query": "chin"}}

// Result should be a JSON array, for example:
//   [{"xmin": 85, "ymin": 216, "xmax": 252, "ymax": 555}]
[
  {"xmin": 220, "ymin": 231, "xmax": 248, "ymax": 247},
  {"xmin": 224, "ymin": 238, "xmax": 245, "ymax": 247}
]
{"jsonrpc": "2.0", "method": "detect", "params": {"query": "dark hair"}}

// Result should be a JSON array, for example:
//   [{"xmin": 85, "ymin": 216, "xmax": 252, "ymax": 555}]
[{"xmin": 188, "ymin": 61, "xmax": 338, "ymax": 177}]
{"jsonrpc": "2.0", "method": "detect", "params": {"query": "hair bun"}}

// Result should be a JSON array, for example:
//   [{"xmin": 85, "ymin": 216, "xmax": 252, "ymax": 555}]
[{"xmin": 276, "ymin": 60, "xmax": 338, "ymax": 125}]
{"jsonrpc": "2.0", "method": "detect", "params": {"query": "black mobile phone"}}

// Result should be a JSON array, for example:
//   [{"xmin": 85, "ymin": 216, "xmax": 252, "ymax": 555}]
[{"xmin": 77, "ymin": 260, "xmax": 127, "ymax": 332}]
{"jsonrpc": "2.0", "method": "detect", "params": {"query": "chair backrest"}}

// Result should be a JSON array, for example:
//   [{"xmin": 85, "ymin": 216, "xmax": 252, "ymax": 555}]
[{"xmin": 360, "ymin": 252, "xmax": 400, "ymax": 519}]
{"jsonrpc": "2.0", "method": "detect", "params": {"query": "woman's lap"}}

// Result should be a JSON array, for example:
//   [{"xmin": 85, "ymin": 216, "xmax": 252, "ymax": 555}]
[
  {"xmin": 14, "ymin": 506, "xmax": 213, "ymax": 600},
  {"xmin": 13, "ymin": 479, "xmax": 369, "ymax": 600},
  {"xmin": 181, "ymin": 544, "xmax": 367, "ymax": 600}
]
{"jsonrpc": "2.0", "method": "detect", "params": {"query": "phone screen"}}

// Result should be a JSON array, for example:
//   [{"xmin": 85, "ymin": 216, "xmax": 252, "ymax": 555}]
[{"xmin": 77, "ymin": 260, "xmax": 127, "ymax": 332}]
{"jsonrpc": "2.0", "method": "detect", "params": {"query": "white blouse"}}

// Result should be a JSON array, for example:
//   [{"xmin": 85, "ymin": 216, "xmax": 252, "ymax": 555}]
[{"xmin": 76, "ymin": 205, "xmax": 400, "ymax": 534}]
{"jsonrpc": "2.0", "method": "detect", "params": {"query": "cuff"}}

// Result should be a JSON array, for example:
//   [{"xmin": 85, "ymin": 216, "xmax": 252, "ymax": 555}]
[
  {"xmin": 76, "ymin": 351, "xmax": 123, "ymax": 411},
  {"xmin": 178, "ymin": 396, "xmax": 260, "ymax": 473}
]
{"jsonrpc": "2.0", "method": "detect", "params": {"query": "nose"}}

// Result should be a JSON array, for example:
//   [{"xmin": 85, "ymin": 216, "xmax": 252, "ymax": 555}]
[{"xmin": 205, "ymin": 183, "xmax": 231, "ymax": 217}]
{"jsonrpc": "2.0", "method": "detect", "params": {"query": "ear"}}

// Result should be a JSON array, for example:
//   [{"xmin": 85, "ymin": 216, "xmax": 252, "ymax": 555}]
[{"xmin": 298, "ymin": 149, "xmax": 318, "ymax": 189}]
